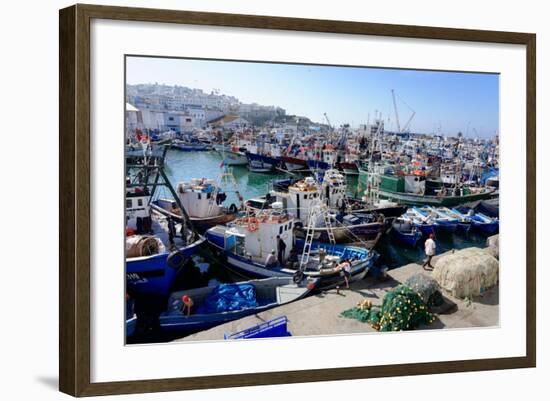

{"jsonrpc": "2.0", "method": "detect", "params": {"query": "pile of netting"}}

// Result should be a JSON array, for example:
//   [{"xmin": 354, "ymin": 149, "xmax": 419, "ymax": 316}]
[
  {"xmin": 340, "ymin": 285, "xmax": 435, "ymax": 331},
  {"xmin": 404, "ymin": 273, "xmax": 444, "ymax": 308}
]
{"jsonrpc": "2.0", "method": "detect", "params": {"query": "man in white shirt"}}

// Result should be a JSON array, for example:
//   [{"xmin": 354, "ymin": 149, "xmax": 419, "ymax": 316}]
[
  {"xmin": 423, "ymin": 233, "xmax": 436, "ymax": 270},
  {"xmin": 265, "ymin": 250, "xmax": 278, "ymax": 269}
]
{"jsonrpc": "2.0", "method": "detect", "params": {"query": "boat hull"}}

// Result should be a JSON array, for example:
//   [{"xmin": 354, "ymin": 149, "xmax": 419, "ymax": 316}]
[
  {"xmin": 216, "ymin": 150, "xmax": 248, "ymax": 165},
  {"xmin": 281, "ymin": 156, "xmax": 308, "ymax": 171},
  {"xmin": 295, "ymin": 222, "xmax": 385, "ymax": 247},
  {"xmin": 206, "ymin": 232, "xmax": 377, "ymax": 290},
  {"xmin": 378, "ymin": 188, "xmax": 495, "ymax": 207},
  {"xmin": 158, "ymin": 277, "xmax": 316, "ymax": 333},
  {"xmin": 126, "ymin": 236, "xmax": 205, "ymax": 297},
  {"xmin": 246, "ymin": 152, "xmax": 281, "ymax": 173}
]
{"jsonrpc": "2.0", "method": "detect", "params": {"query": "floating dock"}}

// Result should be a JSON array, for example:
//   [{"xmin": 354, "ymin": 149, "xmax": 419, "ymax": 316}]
[{"xmin": 174, "ymin": 249, "xmax": 499, "ymax": 342}]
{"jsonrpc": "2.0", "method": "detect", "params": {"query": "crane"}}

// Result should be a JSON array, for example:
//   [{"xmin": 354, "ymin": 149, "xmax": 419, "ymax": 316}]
[
  {"xmin": 391, "ymin": 89, "xmax": 416, "ymax": 134},
  {"xmin": 391, "ymin": 89, "xmax": 401, "ymax": 133},
  {"xmin": 323, "ymin": 112, "xmax": 332, "ymax": 130}
]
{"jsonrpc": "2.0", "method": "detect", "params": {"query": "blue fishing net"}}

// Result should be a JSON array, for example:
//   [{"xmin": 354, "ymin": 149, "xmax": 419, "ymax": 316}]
[{"xmin": 197, "ymin": 283, "xmax": 258, "ymax": 314}]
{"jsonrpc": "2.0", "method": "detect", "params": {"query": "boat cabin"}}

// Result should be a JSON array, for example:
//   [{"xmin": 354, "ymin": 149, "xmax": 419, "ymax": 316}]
[
  {"xmin": 125, "ymin": 189, "xmax": 152, "ymax": 233},
  {"xmin": 229, "ymin": 202, "xmax": 294, "ymax": 263},
  {"xmin": 176, "ymin": 178, "xmax": 224, "ymax": 218}
]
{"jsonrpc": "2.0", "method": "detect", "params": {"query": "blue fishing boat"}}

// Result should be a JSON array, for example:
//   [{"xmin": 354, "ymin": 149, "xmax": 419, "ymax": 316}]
[
  {"xmin": 390, "ymin": 217, "xmax": 422, "ymax": 247},
  {"xmin": 451, "ymin": 209, "xmax": 498, "ymax": 235},
  {"xmin": 307, "ymin": 159, "xmax": 330, "ymax": 174},
  {"xmin": 438, "ymin": 207, "xmax": 472, "ymax": 233},
  {"xmin": 159, "ymin": 277, "xmax": 318, "ymax": 333},
  {"xmin": 469, "ymin": 212, "xmax": 499, "ymax": 235},
  {"xmin": 413, "ymin": 206, "xmax": 458, "ymax": 234},
  {"xmin": 125, "ymin": 146, "xmax": 205, "ymax": 296},
  {"xmin": 245, "ymin": 152, "xmax": 281, "ymax": 173},
  {"xmin": 402, "ymin": 209, "xmax": 435, "ymax": 236}
]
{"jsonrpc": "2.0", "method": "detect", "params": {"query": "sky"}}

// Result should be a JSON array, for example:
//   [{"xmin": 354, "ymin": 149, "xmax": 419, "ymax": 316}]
[{"xmin": 126, "ymin": 56, "xmax": 499, "ymax": 138}]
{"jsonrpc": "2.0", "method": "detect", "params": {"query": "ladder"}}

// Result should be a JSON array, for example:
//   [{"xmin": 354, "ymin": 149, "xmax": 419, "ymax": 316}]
[
  {"xmin": 321, "ymin": 204, "xmax": 336, "ymax": 244},
  {"xmin": 207, "ymin": 164, "xmax": 240, "ymax": 216},
  {"xmin": 298, "ymin": 202, "xmax": 336, "ymax": 272},
  {"xmin": 299, "ymin": 204, "xmax": 320, "ymax": 270},
  {"xmin": 367, "ymin": 171, "xmax": 380, "ymax": 205}
]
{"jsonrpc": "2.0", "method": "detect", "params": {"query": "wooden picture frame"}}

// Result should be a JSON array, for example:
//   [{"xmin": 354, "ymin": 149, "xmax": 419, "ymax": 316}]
[{"xmin": 59, "ymin": 3, "xmax": 536, "ymax": 397}]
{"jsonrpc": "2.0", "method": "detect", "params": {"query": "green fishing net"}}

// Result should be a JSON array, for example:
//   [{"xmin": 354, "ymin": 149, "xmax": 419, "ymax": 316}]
[{"xmin": 341, "ymin": 285, "xmax": 434, "ymax": 331}]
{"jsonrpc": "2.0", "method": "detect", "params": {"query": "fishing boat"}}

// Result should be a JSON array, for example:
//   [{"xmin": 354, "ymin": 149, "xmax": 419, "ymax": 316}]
[
  {"xmin": 171, "ymin": 139, "xmax": 211, "ymax": 151},
  {"xmin": 213, "ymin": 143, "xmax": 249, "ymax": 166},
  {"xmin": 375, "ymin": 174, "xmax": 496, "ymax": 206},
  {"xmin": 401, "ymin": 209, "xmax": 435, "ymax": 236},
  {"xmin": 246, "ymin": 152, "xmax": 281, "ymax": 173},
  {"xmin": 159, "ymin": 277, "xmax": 318, "ymax": 333},
  {"xmin": 438, "ymin": 207, "xmax": 472, "ymax": 233},
  {"xmin": 413, "ymin": 206, "xmax": 459, "ymax": 234},
  {"xmin": 338, "ymin": 161, "xmax": 359, "ymax": 176},
  {"xmin": 151, "ymin": 166, "xmax": 242, "ymax": 232},
  {"xmin": 452, "ymin": 209, "xmax": 499, "ymax": 235},
  {"xmin": 125, "ymin": 146, "xmax": 205, "ymax": 296},
  {"xmin": 390, "ymin": 217, "xmax": 423, "ymax": 247},
  {"xmin": 281, "ymin": 155, "xmax": 308, "ymax": 171},
  {"xmin": 205, "ymin": 202, "xmax": 378, "ymax": 289}
]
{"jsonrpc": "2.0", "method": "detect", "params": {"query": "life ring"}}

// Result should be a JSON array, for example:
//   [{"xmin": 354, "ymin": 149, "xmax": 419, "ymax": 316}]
[
  {"xmin": 293, "ymin": 271, "xmax": 304, "ymax": 284},
  {"xmin": 248, "ymin": 217, "xmax": 259, "ymax": 232},
  {"xmin": 167, "ymin": 250, "xmax": 187, "ymax": 269}
]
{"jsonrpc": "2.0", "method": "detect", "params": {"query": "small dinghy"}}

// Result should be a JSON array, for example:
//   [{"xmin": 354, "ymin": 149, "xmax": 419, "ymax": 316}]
[
  {"xmin": 401, "ymin": 209, "xmax": 435, "ymax": 236},
  {"xmin": 159, "ymin": 277, "xmax": 318, "ymax": 333},
  {"xmin": 413, "ymin": 206, "xmax": 458, "ymax": 234},
  {"xmin": 391, "ymin": 217, "xmax": 422, "ymax": 247},
  {"xmin": 451, "ymin": 209, "xmax": 499, "ymax": 235}
]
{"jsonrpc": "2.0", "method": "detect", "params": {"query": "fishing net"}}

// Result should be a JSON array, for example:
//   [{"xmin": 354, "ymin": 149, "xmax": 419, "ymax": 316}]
[
  {"xmin": 404, "ymin": 273, "xmax": 444, "ymax": 307},
  {"xmin": 341, "ymin": 285, "xmax": 434, "ymax": 331},
  {"xmin": 432, "ymin": 247, "xmax": 499, "ymax": 298}
]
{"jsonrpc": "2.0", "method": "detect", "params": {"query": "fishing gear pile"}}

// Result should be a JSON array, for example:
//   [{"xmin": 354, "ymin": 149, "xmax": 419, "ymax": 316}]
[
  {"xmin": 404, "ymin": 273, "xmax": 444, "ymax": 308},
  {"xmin": 341, "ymin": 285, "xmax": 435, "ymax": 331}
]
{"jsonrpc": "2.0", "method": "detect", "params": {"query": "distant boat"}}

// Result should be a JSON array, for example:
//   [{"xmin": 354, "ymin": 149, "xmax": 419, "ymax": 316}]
[
  {"xmin": 159, "ymin": 277, "xmax": 318, "ymax": 333},
  {"xmin": 171, "ymin": 139, "xmax": 211, "ymax": 151},
  {"xmin": 376, "ymin": 174, "xmax": 496, "ymax": 206},
  {"xmin": 281, "ymin": 155, "xmax": 308, "ymax": 171},
  {"xmin": 338, "ymin": 161, "xmax": 359, "ymax": 176},
  {"xmin": 213, "ymin": 144, "xmax": 248, "ymax": 165},
  {"xmin": 246, "ymin": 152, "xmax": 281, "ymax": 173}
]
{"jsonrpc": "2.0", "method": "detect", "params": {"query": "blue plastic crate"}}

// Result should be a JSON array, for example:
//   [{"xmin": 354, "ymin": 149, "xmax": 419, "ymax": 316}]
[{"xmin": 224, "ymin": 316, "xmax": 291, "ymax": 340}]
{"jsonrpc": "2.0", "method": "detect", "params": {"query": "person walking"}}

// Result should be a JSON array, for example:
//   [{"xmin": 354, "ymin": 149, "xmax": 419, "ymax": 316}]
[{"xmin": 423, "ymin": 233, "xmax": 436, "ymax": 270}]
